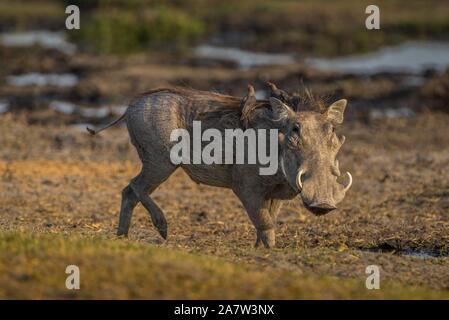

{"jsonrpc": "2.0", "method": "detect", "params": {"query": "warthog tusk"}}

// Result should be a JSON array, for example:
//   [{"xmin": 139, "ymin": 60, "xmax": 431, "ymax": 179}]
[
  {"xmin": 280, "ymin": 156, "xmax": 287, "ymax": 178},
  {"xmin": 344, "ymin": 172, "xmax": 352, "ymax": 192},
  {"xmin": 296, "ymin": 169, "xmax": 304, "ymax": 190}
]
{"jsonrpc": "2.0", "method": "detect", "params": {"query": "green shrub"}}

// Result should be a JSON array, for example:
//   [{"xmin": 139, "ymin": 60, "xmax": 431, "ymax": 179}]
[{"xmin": 70, "ymin": 6, "xmax": 204, "ymax": 54}]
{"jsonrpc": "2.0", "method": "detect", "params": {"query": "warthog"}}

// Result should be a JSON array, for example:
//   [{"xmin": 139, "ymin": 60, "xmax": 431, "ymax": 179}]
[{"xmin": 87, "ymin": 84, "xmax": 352, "ymax": 248}]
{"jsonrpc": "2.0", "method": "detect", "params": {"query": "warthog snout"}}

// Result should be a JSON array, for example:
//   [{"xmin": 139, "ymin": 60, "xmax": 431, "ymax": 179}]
[
  {"xmin": 305, "ymin": 203, "xmax": 337, "ymax": 215},
  {"xmin": 297, "ymin": 168, "xmax": 352, "ymax": 215}
]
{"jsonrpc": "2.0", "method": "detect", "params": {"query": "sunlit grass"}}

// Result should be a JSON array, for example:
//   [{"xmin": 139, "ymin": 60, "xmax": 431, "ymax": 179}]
[{"xmin": 0, "ymin": 231, "xmax": 447, "ymax": 299}]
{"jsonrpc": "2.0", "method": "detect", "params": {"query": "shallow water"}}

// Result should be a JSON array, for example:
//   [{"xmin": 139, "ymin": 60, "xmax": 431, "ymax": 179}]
[
  {"xmin": 0, "ymin": 30, "xmax": 76, "ymax": 55},
  {"xmin": 110, "ymin": 105, "xmax": 128, "ymax": 116},
  {"xmin": 7, "ymin": 73, "xmax": 79, "ymax": 87},
  {"xmin": 403, "ymin": 250, "xmax": 448, "ymax": 260},
  {"xmin": 69, "ymin": 123, "xmax": 92, "ymax": 132},
  {"xmin": 404, "ymin": 252, "xmax": 438, "ymax": 260},
  {"xmin": 370, "ymin": 107, "xmax": 416, "ymax": 120},
  {"xmin": 308, "ymin": 41, "xmax": 449, "ymax": 75},
  {"xmin": 79, "ymin": 107, "xmax": 110, "ymax": 119},
  {"xmin": 49, "ymin": 100, "xmax": 127, "ymax": 119},
  {"xmin": 0, "ymin": 100, "xmax": 9, "ymax": 114},
  {"xmin": 49, "ymin": 100, "xmax": 77, "ymax": 114},
  {"xmin": 255, "ymin": 90, "xmax": 267, "ymax": 100},
  {"xmin": 195, "ymin": 45, "xmax": 295, "ymax": 69},
  {"xmin": 364, "ymin": 246, "xmax": 448, "ymax": 260}
]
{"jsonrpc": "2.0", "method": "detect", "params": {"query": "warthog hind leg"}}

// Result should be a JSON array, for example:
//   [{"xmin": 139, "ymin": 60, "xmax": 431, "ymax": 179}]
[
  {"xmin": 118, "ymin": 164, "xmax": 175, "ymax": 239},
  {"xmin": 117, "ymin": 184, "xmax": 139, "ymax": 236}
]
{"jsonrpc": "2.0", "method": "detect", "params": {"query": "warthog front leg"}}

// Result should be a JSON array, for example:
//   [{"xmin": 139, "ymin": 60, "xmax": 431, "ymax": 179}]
[
  {"xmin": 233, "ymin": 182, "xmax": 281, "ymax": 248},
  {"xmin": 247, "ymin": 199, "xmax": 277, "ymax": 248},
  {"xmin": 255, "ymin": 199, "xmax": 282, "ymax": 247}
]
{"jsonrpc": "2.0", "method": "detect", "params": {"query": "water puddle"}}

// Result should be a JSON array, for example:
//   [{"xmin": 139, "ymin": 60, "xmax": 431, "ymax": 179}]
[
  {"xmin": 195, "ymin": 45, "xmax": 295, "ymax": 69},
  {"xmin": 69, "ymin": 123, "xmax": 92, "ymax": 132},
  {"xmin": 49, "ymin": 100, "xmax": 127, "ymax": 119},
  {"xmin": 362, "ymin": 244, "xmax": 448, "ymax": 260},
  {"xmin": 6, "ymin": 73, "xmax": 79, "ymax": 87},
  {"xmin": 0, "ymin": 30, "xmax": 76, "ymax": 54},
  {"xmin": 308, "ymin": 41, "xmax": 449, "ymax": 75},
  {"xmin": 369, "ymin": 107, "xmax": 416, "ymax": 120},
  {"xmin": 255, "ymin": 90, "xmax": 267, "ymax": 100},
  {"xmin": 110, "ymin": 105, "xmax": 127, "ymax": 116},
  {"xmin": 0, "ymin": 100, "xmax": 9, "ymax": 114},
  {"xmin": 49, "ymin": 100, "xmax": 77, "ymax": 114},
  {"xmin": 79, "ymin": 107, "xmax": 110, "ymax": 119},
  {"xmin": 402, "ymin": 251, "xmax": 443, "ymax": 260}
]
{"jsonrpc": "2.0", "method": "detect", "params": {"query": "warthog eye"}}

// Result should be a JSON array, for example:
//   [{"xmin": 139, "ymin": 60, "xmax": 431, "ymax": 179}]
[{"xmin": 292, "ymin": 124, "xmax": 300, "ymax": 135}]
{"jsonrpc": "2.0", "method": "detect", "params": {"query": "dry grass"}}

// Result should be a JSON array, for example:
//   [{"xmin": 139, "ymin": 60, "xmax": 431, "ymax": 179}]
[{"xmin": 0, "ymin": 112, "xmax": 448, "ymax": 298}]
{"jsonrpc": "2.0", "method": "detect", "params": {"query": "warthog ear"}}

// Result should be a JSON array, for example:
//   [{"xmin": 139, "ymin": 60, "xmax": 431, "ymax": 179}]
[
  {"xmin": 269, "ymin": 97, "xmax": 294, "ymax": 121},
  {"xmin": 240, "ymin": 84, "xmax": 258, "ymax": 128},
  {"xmin": 326, "ymin": 99, "xmax": 347, "ymax": 125}
]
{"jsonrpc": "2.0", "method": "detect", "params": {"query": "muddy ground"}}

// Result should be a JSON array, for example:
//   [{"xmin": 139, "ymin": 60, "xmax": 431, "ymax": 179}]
[
  {"xmin": 0, "ymin": 8, "xmax": 448, "ymax": 295},
  {"xmin": 0, "ymin": 109, "xmax": 448, "ymax": 292}
]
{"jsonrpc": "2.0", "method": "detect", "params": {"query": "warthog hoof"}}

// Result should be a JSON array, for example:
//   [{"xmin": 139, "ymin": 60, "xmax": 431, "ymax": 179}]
[
  {"xmin": 158, "ymin": 226, "xmax": 168, "ymax": 240},
  {"xmin": 255, "ymin": 229, "xmax": 276, "ymax": 248},
  {"xmin": 116, "ymin": 229, "xmax": 128, "ymax": 237}
]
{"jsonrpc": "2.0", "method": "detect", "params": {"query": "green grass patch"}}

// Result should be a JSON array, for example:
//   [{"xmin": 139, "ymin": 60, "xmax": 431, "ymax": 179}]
[
  {"xmin": 0, "ymin": 231, "xmax": 447, "ymax": 299},
  {"xmin": 70, "ymin": 6, "xmax": 204, "ymax": 54}
]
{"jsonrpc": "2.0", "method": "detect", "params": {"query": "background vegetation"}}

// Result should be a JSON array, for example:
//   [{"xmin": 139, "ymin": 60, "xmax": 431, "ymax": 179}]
[{"xmin": 1, "ymin": 0, "xmax": 449, "ymax": 55}]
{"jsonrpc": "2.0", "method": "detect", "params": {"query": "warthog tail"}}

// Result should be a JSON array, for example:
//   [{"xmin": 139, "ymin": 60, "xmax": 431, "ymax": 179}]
[{"xmin": 86, "ymin": 110, "xmax": 127, "ymax": 135}]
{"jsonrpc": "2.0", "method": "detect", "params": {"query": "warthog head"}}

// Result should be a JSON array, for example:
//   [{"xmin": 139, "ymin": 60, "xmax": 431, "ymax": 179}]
[{"xmin": 271, "ymin": 97, "xmax": 352, "ymax": 215}]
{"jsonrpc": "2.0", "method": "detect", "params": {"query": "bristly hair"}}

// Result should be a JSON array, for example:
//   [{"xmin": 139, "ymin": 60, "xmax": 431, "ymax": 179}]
[
  {"xmin": 266, "ymin": 81, "xmax": 329, "ymax": 113},
  {"xmin": 295, "ymin": 86, "xmax": 329, "ymax": 113},
  {"xmin": 134, "ymin": 85, "xmax": 329, "ymax": 131},
  {"xmin": 138, "ymin": 86, "xmax": 249, "ymax": 129}
]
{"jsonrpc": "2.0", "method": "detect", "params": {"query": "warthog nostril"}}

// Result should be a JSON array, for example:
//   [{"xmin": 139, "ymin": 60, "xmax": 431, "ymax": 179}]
[
  {"xmin": 305, "ymin": 202, "xmax": 337, "ymax": 216},
  {"xmin": 309, "ymin": 203, "xmax": 337, "ymax": 210}
]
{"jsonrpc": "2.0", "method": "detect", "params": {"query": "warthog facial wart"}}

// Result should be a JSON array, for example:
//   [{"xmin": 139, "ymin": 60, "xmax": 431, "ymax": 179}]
[
  {"xmin": 170, "ymin": 120, "xmax": 279, "ymax": 175},
  {"xmin": 87, "ymin": 84, "xmax": 353, "ymax": 248}
]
